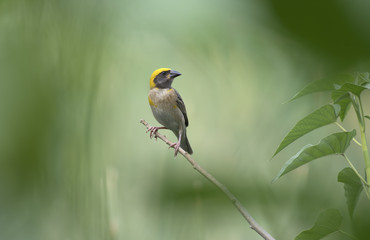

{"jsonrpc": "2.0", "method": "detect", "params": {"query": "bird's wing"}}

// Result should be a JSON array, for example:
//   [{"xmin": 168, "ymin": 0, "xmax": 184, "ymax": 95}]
[{"xmin": 174, "ymin": 88, "xmax": 189, "ymax": 127}]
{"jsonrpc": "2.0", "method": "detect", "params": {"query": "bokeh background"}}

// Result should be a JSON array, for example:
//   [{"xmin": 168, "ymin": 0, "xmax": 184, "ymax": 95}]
[{"xmin": 1, "ymin": 0, "xmax": 370, "ymax": 239}]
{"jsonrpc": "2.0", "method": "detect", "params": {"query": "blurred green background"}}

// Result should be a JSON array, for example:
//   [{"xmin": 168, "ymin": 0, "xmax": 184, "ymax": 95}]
[{"xmin": 1, "ymin": 0, "xmax": 370, "ymax": 239}]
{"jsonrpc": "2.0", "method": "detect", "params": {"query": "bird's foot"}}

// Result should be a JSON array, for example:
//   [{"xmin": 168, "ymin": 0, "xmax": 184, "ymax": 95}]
[
  {"xmin": 146, "ymin": 126, "xmax": 158, "ymax": 139},
  {"xmin": 169, "ymin": 141, "xmax": 181, "ymax": 156},
  {"xmin": 146, "ymin": 126, "xmax": 166, "ymax": 139}
]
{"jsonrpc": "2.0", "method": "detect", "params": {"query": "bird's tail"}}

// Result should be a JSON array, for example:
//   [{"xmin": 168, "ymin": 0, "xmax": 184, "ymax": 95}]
[
  {"xmin": 175, "ymin": 130, "xmax": 193, "ymax": 154},
  {"xmin": 181, "ymin": 132, "xmax": 193, "ymax": 154}
]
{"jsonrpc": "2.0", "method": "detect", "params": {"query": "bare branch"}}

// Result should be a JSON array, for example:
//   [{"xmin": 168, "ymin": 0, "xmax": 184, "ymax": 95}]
[{"xmin": 140, "ymin": 119, "xmax": 275, "ymax": 240}]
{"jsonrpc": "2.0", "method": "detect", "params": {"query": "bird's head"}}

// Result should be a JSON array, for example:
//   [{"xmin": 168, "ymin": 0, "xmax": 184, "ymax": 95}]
[{"xmin": 150, "ymin": 68, "xmax": 181, "ymax": 89}]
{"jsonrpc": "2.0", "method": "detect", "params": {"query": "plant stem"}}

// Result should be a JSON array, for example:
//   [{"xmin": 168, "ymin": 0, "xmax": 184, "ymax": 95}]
[
  {"xmin": 360, "ymin": 124, "xmax": 370, "ymax": 197},
  {"xmin": 343, "ymin": 154, "xmax": 369, "ymax": 187},
  {"xmin": 335, "ymin": 122, "xmax": 362, "ymax": 147},
  {"xmin": 354, "ymin": 92, "xmax": 370, "ymax": 196},
  {"xmin": 351, "ymin": 90, "xmax": 370, "ymax": 197},
  {"xmin": 358, "ymin": 98, "xmax": 366, "ymax": 130},
  {"xmin": 140, "ymin": 119, "xmax": 276, "ymax": 240}
]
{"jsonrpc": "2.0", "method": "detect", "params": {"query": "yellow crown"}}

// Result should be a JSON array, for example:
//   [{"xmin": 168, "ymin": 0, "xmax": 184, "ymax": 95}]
[{"xmin": 150, "ymin": 68, "xmax": 171, "ymax": 89}]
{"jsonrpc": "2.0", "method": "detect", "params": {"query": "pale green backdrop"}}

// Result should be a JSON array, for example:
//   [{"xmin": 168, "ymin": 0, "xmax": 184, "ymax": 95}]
[{"xmin": 1, "ymin": 0, "xmax": 370, "ymax": 239}]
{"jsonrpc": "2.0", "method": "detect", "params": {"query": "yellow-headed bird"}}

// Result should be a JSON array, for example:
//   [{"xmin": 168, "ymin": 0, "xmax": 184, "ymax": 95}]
[{"xmin": 147, "ymin": 68, "xmax": 193, "ymax": 156}]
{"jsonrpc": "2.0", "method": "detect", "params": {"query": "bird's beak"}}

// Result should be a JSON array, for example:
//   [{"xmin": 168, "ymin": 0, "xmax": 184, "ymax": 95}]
[{"xmin": 170, "ymin": 70, "xmax": 181, "ymax": 78}]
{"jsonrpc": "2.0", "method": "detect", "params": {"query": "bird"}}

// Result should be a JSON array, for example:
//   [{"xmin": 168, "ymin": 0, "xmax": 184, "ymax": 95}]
[{"xmin": 147, "ymin": 68, "xmax": 193, "ymax": 156}]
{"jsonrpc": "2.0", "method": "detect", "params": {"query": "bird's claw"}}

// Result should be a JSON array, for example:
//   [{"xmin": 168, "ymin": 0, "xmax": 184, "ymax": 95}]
[
  {"xmin": 169, "ymin": 141, "xmax": 181, "ymax": 156},
  {"xmin": 146, "ymin": 126, "xmax": 159, "ymax": 139}
]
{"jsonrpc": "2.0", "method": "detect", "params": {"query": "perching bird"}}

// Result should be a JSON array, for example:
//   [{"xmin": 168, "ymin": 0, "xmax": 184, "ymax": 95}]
[{"xmin": 147, "ymin": 68, "xmax": 193, "ymax": 156}]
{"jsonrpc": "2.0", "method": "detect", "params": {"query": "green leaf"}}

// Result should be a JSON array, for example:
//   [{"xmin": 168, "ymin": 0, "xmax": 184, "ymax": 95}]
[
  {"xmin": 337, "ymin": 168, "xmax": 363, "ymax": 217},
  {"xmin": 332, "ymin": 92, "xmax": 351, "ymax": 122},
  {"xmin": 295, "ymin": 209, "xmax": 342, "ymax": 240},
  {"xmin": 288, "ymin": 74, "xmax": 354, "ymax": 102},
  {"xmin": 335, "ymin": 82, "xmax": 370, "ymax": 97},
  {"xmin": 332, "ymin": 91, "xmax": 350, "ymax": 103},
  {"xmin": 365, "ymin": 115, "xmax": 370, "ymax": 121},
  {"xmin": 351, "ymin": 96, "xmax": 362, "ymax": 125},
  {"xmin": 333, "ymin": 82, "xmax": 370, "ymax": 126},
  {"xmin": 359, "ymin": 72, "xmax": 370, "ymax": 84},
  {"xmin": 362, "ymin": 82, "xmax": 370, "ymax": 88},
  {"xmin": 273, "ymin": 104, "xmax": 338, "ymax": 157},
  {"xmin": 330, "ymin": 82, "xmax": 370, "ymax": 122},
  {"xmin": 274, "ymin": 130, "xmax": 356, "ymax": 181}
]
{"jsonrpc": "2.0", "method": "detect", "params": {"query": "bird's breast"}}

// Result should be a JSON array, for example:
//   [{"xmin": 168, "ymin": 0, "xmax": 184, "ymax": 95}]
[
  {"xmin": 148, "ymin": 88, "xmax": 177, "ymax": 108},
  {"xmin": 148, "ymin": 88, "xmax": 184, "ymax": 131}
]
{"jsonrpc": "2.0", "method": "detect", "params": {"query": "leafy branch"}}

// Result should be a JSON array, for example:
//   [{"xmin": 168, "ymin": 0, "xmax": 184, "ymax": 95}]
[
  {"xmin": 140, "ymin": 119, "xmax": 275, "ymax": 240},
  {"xmin": 272, "ymin": 72, "xmax": 370, "ymax": 239}
]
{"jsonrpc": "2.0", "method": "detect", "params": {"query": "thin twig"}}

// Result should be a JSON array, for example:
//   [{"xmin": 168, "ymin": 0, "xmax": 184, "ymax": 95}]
[{"xmin": 140, "ymin": 119, "xmax": 275, "ymax": 240}]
